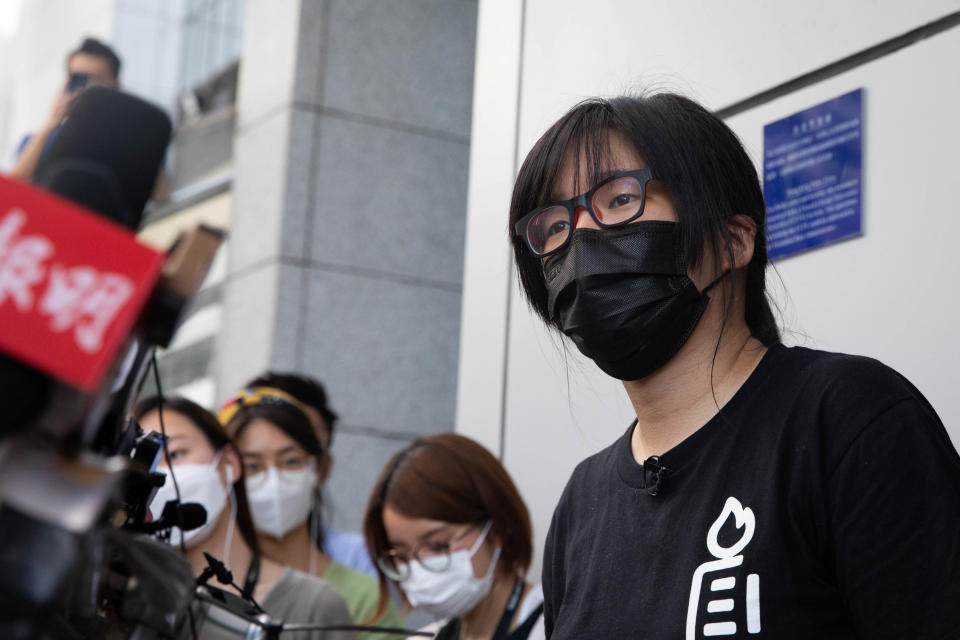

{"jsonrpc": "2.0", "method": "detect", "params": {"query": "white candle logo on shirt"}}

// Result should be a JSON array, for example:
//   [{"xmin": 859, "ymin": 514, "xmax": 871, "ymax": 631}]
[{"xmin": 685, "ymin": 496, "xmax": 761, "ymax": 639}]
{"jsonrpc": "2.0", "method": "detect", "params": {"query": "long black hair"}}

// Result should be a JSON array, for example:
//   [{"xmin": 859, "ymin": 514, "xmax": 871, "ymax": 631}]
[
  {"xmin": 132, "ymin": 395, "xmax": 261, "ymax": 556},
  {"xmin": 509, "ymin": 92, "xmax": 780, "ymax": 347}
]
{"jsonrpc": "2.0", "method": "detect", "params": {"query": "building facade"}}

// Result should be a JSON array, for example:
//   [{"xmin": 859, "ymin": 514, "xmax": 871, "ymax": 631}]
[
  {"xmin": 2, "ymin": 0, "xmax": 478, "ymax": 535},
  {"xmin": 5, "ymin": 0, "xmax": 958, "ymax": 586},
  {"xmin": 456, "ymin": 0, "xmax": 960, "ymax": 579}
]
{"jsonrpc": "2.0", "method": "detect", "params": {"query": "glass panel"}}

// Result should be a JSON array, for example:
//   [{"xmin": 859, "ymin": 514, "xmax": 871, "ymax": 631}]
[{"xmin": 179, "ymin": 0, "xmax": 247, "ymax": 92}]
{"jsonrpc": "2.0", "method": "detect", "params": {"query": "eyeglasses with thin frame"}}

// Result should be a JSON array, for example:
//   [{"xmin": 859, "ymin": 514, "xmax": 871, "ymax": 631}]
[
  {"xmin": 514, "ymin": 168, "xmax": 654, "ymax": 257},
  {"xmin": 376, "ymin": 521, "xmax": 485, "ymax": 582},
  {"xmin": 243, "ymin": 454, "xmax": 316, "ymax": 490}
]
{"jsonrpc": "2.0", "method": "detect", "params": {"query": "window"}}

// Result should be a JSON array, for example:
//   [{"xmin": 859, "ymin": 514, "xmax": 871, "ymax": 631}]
[{"xmin": 180, "ymin": 0, "xmax": 245, "ymax": 93}]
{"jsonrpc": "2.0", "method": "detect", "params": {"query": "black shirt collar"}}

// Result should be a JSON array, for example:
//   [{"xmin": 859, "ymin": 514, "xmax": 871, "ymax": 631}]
[{"xmin": 615, "ymin": 343, "xmax": 785, "ymax": 490}]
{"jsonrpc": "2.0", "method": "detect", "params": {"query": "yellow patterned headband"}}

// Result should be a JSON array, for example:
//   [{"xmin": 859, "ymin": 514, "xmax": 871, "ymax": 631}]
[{"xmin": 217, "ymin": 386, "xmax": 312, "ymax": 427}]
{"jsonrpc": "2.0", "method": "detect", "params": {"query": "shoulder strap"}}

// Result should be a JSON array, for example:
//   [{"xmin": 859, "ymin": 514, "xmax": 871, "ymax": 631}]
[
  {"xmin": 491, "ymin": 575, "xmax": 526, "ymax": 640},
  {"xmin": 506, "ymin": 603, "xmax": 544, "ymax": 640}
]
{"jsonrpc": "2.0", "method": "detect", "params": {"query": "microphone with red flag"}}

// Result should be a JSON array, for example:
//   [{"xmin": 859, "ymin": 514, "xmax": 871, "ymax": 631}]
[
  {"xmin": 0, "ymin": 87, "xmax": 231, "ymax": 640},
  {"xmin": 0, "ymin": 86, "xmax": 175, "ymax": 438},
  {"xmin": 0, "ymin": 174, "xmax": 165, "ymax": 392}
]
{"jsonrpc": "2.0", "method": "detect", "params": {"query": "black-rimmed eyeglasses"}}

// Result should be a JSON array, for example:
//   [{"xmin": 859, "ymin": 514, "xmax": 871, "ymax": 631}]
[{"xmin": 514, "ymin": 168, "xmax": 654, "ymax": 257}]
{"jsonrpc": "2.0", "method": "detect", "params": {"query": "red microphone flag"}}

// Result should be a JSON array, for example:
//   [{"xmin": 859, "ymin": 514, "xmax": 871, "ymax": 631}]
[{"xmin": 0, "ymin": 175, "xmax": 164, "ymax": 391}]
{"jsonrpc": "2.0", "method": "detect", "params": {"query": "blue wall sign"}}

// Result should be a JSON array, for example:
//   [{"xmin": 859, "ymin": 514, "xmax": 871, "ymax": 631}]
[{"xmin": 763, "ymin": 88, "xmax": 863, "ymax": 260}]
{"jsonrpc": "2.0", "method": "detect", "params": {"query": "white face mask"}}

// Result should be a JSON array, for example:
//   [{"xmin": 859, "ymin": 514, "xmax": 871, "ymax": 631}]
[
  {"xmin": 400, "ymin": 521, "xmax": 502, "ymax": 619},
  {"xmin": 245, "ymin": 464, "xmax": 317, "ymax": 539},
  {"xmin": 149, "ymin": 453, "xmax": 233, "ymax": 549}
]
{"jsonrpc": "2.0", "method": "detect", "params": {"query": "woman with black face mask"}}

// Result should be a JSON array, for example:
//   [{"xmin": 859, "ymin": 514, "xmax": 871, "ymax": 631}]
[{"xmin": 509, "ymin": 93, "xmax": 960, "ymax": 639}]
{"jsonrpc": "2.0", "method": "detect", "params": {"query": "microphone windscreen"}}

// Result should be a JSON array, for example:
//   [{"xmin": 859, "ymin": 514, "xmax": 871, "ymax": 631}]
[
  {"xmin": 34, "ymin": 86, "xmax": 172, "ymax": 230},
  {"xmin": 177, "ymin": 502, "xmax": 208, "ymax": 532}
]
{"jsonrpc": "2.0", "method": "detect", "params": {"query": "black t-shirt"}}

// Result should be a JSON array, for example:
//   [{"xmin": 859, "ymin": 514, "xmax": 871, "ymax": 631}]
[{"xmin": 542, "ymin": 345, "xmax": 960, "ymax": 639}]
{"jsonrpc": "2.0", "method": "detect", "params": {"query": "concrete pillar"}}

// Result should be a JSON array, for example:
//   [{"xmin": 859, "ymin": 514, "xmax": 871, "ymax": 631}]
[{"xmin": 220, "ymin": 0, "xmax": 477, "ymax": 531}]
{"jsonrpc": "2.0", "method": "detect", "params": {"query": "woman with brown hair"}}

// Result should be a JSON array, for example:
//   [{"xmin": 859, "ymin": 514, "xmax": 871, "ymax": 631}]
[
  {"xmin": 134, "ymin": 396, "xmax": 355, "ymax": 640},
  {"xmin": 364, "ymin": 433, "xmax": 545, "ymax": 640}
]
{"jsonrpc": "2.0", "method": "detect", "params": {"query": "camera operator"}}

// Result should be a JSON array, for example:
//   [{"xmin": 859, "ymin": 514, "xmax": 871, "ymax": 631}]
[
  {"xmin": 9, "ymin": 38, "xmax": 121, "ymax": 182},
  {"xmin": 135, "ymin": 395, "xmax": 357, "ymax": 640}
]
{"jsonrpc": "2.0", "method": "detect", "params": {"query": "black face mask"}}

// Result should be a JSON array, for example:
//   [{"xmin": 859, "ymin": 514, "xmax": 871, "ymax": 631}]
[{"xmin": 543, "ymin": 221, "xmax": 723, "ymax": 381}]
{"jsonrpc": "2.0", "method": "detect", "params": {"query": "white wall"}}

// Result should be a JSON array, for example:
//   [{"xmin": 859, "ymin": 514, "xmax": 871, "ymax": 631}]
[
  {"xmin": 457, "ymin": 0, "xmax": 960, "ymax": 580},
  {"xmin": 0, "ymin": 35, "xmax": 14, "ymax": 163},
  {"xmin": 1, "ymin": 0, "xmax": 183, "ymax": 167},
  {"xmin": 726, "ymin": 29, "xmax": 960, "ymax": 447}
]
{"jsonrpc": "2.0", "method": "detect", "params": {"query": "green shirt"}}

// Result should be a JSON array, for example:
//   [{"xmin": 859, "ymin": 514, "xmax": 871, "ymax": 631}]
[{"xmin": 323, "ymin": 560, "xmax": 405, "ymax": 639}]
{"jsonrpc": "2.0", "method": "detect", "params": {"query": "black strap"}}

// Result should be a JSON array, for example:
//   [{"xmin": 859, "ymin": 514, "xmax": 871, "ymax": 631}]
[
  {"xmin": 506, "ymin": 603, "xmax": 544, "ymax": 640},
  {"xmin": 433, "ymin": 619, "xmax": 460, "ymax": 640},
  {"xmin": 242, "ymin": 552, "xmax": 260, "ymax": 601},
  {"xmin": 491, "ymin": 575, "xmax": 526, "ymax": 640}
]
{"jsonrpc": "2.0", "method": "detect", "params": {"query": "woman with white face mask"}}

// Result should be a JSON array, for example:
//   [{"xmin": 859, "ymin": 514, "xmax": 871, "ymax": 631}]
[
  {"xmin": 221, "ymin": 388, "xmax": 404, "ymax": 638},
  {"xmin": 364, "ymin": 433, "xmax": 546, "ymax": 640},
  {"xmin": 134, "ymin": 396, "xmax": 356, "ymax": 640}
]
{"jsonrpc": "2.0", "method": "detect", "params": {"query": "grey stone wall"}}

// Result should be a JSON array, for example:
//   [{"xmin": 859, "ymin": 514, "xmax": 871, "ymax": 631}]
[{"xmin": 219, "ymin": 0, "xmax": 477, "ymax": 532}]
